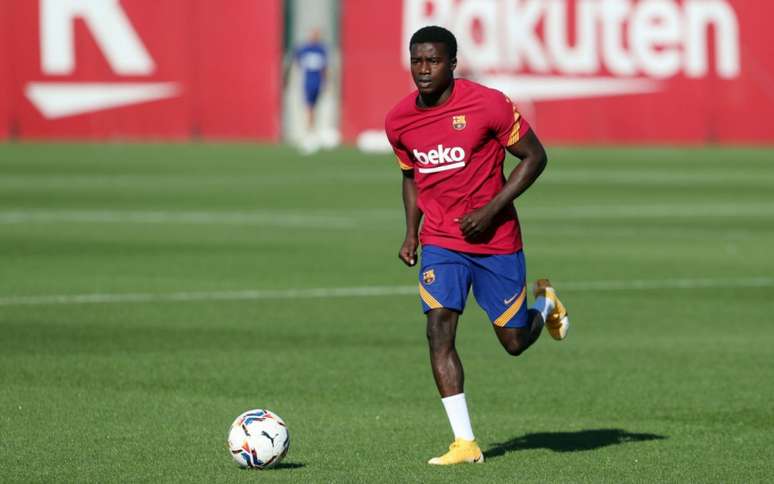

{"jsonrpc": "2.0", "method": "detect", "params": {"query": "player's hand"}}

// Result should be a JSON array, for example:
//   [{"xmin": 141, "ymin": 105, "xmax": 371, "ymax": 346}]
[
  {"xmin": 455, "ymin": 206, "xmax": 496, "ymax": 240},
  {"xmin": 399, "ymin": 236, "xmax": 418, "ymax": 267}
]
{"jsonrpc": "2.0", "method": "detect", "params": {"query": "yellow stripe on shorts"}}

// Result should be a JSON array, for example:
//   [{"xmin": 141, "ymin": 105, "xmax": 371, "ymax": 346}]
[
  {"xmin": 418, "ymin": 283, "xmax": 442, "ymax": 309},
  {"xmin": 493, "ymin": 286, "xmax": 526, "ymax": 327}
]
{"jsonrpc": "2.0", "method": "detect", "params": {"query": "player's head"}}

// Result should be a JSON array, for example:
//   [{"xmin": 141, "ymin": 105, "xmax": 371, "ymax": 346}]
[
  {"xmin": 409, "ymin": 26, "xmax": 457, "ymax": 96},
  {"xmin": 410, "ymin": 26, "xmax": 457, "ymax": 60}
]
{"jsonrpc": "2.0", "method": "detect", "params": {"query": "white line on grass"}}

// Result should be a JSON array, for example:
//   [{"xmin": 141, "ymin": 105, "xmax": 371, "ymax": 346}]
[
  {"xmin": 0, "ymin": 277, "xmax": 771, "ymax": 307},
  {"xmin": 528, "ymin": 203, "xmax": 774, "ymax": 219},
  {"xmin": 1, "ymin": 203, "xmax": 773, "ymax": 227},
  {"xmin": 543, "ymin": 171, "xmax": 774, "ymax": 185}
]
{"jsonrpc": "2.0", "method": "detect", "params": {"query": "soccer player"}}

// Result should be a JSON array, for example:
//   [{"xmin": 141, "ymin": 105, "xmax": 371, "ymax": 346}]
[
  {"xmin": 293, "ymin": 29, "xmax": 328, "ymax": 133},
  {"xmin": 385, "ymin": 26, "xmax": 570, "ymax": 465}
]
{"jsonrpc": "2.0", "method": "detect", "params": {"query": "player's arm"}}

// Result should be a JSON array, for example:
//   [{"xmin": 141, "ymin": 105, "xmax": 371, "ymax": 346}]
[
  {"xmin": 493, "ymin": 129, "xmax": 548, "ymax": 211},
  {"xmin": 386, "ymin": 122, "xmax": 421, "ymax": 266},
  {"xmin": 400, "ymin": 169, "xmax": 422, "ymax": 267},
  {"xmin": 457, "ymin": 130, "xmax": 547, "ymax": 239}
]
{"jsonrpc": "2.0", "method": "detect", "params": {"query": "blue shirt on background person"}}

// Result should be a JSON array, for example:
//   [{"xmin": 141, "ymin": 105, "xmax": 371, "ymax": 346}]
[{"xmin": 295, "ymin": 37, "xmax": 327, "ymax": 108}]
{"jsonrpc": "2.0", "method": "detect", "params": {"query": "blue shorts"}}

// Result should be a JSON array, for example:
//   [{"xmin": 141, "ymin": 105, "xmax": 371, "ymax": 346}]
[
  {"xmin": 304, "ymin": 79, "xmax": 321, "ymax": 106},
  {"xmin": 418, "ymin": 245, "xmax": 529, "ymax": 328}
]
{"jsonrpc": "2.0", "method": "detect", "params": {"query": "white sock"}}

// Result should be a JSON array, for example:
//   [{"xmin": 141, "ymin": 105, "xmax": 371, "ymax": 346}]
[
  {"xmin": 533, "ymin": 294, "xmax": 555, "ymax": 321},
  {"xmin": 441, "ymin": 393, "xmax": 475, "ymax": 441}
]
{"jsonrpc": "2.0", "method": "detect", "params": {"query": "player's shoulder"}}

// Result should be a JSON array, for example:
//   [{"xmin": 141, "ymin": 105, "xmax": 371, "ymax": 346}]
[
  {"xmin": 385, "ymin": 90, "xmax": 419, "ymax": 131},
  {"xmin": 458, "ymin": 78, "xmax": 511, "ymax": 106}
]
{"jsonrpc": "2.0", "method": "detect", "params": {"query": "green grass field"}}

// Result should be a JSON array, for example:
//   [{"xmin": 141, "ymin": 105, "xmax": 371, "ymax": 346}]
[{"xmin": 1, "ymin": 143, "xmax": 772, "ymax": 482}]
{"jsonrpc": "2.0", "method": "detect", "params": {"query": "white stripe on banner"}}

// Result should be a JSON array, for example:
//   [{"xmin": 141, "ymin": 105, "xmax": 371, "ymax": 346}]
[{"xmin": 0, "ymin": 277, "xmax": 771, "ymax": 307}]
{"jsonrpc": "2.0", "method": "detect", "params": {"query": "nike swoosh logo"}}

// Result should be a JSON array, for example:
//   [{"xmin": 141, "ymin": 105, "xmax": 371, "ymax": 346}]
[
  {"xmin": 503, "ymin": 293, "xmax": 519, "ymax": 305},
  {"xmin": 25, "ymin": 82, "xmax": 180, "ymax": 119}
]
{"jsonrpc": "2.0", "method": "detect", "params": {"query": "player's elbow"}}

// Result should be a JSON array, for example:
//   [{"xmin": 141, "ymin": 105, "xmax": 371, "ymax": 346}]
[
  {"xmin": 537, "ymin": 149, "xmax": 548, "ymax": 170},
  {"xmin": 532, "ymin": 150, "xmax": 548, "ymax": 178}
]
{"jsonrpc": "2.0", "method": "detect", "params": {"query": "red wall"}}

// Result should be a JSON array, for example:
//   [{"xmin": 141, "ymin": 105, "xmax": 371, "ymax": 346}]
[
  {"xmin": 5, "ymin": 0, "xmax": 281, "ymax": 141},
  {"xmin": 194, "ymin": 0, "xmax": 282, "ymax": 139},
  {"xmin": 341, "ymin": 1, "xmax": 410, "ymax": 145},
  {"xmin": 341, "ymin": 0, "xmax": 774, "ymax": 145},
  {"xmin": 0, "ymin": 0, "xmax": 11, "ymax": 139}
]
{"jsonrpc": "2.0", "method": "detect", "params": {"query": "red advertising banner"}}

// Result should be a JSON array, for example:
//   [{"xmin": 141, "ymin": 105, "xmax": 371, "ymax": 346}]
[
  {"xmin": 194, "ymin": 0, "xmax": 282, "ymax": 139},
  {"xmin": 0, "ymin": 0, "xmax": 10, "ymax": 140},
  {"xmin": 6, "ymin": 0, "xmax": 281, "ymax": 141},
  {"xmin": 342, "ymin": 0, "xmax": 774, "ymax": 144},
  {"xmin": 12, "ymin": 0, "xmax": 191, "ymax": 139}
]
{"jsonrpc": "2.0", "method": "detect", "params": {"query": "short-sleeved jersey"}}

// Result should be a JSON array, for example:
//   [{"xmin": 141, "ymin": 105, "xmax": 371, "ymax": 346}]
[
  {"xmin": 385, "ymin": 78, "xmax": 531, "ymax": 255},
  {"xmin": 295, "ymin": 42, "xmax": 327, "ymax": 85}
]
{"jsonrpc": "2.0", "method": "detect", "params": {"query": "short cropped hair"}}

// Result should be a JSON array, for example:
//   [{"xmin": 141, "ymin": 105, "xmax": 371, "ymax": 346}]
[{"xmin": 409, "ymin": 26, "xmax": 457, "ymax": 60}]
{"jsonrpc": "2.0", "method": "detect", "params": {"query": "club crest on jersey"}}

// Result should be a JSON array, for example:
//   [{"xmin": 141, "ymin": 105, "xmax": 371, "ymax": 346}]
[
  {"xmin": 423, "ymin": 269, "xmax": 436, "ymax": 285},
  {"xmin": 452, "ymin": 115, "xmax": 466, "ymax": 130}
]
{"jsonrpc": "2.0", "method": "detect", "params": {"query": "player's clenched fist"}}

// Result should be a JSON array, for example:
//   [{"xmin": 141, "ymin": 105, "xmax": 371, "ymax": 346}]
[
  {"xmin": 399, "ymin": 236, "xmax": 418, "ymax": 266},
  {"xmin": 456, "ymin": 206, "xmax": 495, "ymax": 239}
]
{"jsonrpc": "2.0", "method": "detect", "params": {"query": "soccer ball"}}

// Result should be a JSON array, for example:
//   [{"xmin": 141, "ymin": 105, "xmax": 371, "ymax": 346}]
[{"xmin": 227, "ymin": 409, "xmax": 289, "ymax": 469}]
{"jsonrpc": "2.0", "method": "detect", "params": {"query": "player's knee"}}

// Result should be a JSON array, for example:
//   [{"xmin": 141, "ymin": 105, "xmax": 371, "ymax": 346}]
[
  {"xmin": 503, "ymin": 340, "xmax": 526, "ymax": 357},
  {"xmin": 426, "ymin": 317, "xmax": 455, "ymax": 351},
  {"xmin": 426, "ymin": 323, "xmax": 451, "ymax": 347}
]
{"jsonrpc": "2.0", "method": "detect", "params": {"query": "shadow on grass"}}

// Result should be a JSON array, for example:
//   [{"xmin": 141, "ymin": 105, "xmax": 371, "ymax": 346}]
[
  {"xmin": 484, "ymin": 429, "xmax": 666, "ymax": 459},
  {"xmin": 272, "ymin": 462, "xmax": 305, "ymax": 470},
  {"xmin": 240, "ymin": 462, "xmax": 305, "ymax": 471}
]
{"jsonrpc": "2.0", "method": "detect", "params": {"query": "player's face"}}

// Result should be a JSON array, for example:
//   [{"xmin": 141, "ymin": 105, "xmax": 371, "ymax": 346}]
[{"xmin": 410, "ymin": 42, "xmax": 456, "ymax": 96}]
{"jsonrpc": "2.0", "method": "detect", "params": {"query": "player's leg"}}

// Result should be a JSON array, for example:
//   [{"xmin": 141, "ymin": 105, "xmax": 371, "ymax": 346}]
[
  {"xmin": 306, "ymin": 105, "xmax": 315, "ymax": 130},
  {"xmin": 426, "ymin": 308, "xmax": 464, "ymax": 396},
  {"xmin": 533, "ymin": 278, "xmax": 570, "ymax": 340},
  {"xmin": 419, "ymin": 246, "xmax": 483, "ymax": 465},
  {"xmin": 419, "ymin": 246, "xmax": 470, "ymax": 396},
  {"xmin": 493, "ymin": 309, "xmax": 544, "ymax": 356},
  {"xmin": 303, "ymin": 81, "xmax": 321, "ymax": 130},
  {"xmin": 499, "ymin": 280, "xmax": 570, "ymax": 346},
  {"xmin": 300, "ymin": 84, "xmax": 321, "ymax": 154},
  {"xmin": 470, "ymin": 250, "xmax": 550, "ymax": 355},
  {"xmin": 425, "ymin": 308, "xmax": 484, "ymax": 465}
]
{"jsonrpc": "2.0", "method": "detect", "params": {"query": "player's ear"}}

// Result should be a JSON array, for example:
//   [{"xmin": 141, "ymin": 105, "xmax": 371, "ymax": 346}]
[{"xmin": 450, "ymin": 56, "xmax": 457, "ymax": 72}]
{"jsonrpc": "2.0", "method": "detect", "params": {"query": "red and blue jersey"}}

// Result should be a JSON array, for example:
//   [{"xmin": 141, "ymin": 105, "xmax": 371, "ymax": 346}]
[{"xmin": 385, "ymin": 78, "xmax": 531, "ymax": 255}]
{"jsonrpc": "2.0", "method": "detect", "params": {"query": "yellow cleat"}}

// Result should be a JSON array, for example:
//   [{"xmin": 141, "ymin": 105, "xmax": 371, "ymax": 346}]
[
  {"xmin": 533, "ymin": 278, "xmax": 570, "ymax": 340},
  {"xmin": 428, "ymin": 438, "xmax": 484, "ymax": 465}
]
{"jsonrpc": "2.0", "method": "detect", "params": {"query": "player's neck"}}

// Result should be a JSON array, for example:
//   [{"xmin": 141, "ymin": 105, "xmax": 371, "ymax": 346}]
[{"xmin": 417, "ymin": 79, "xmax": 455, "ymax": 109}]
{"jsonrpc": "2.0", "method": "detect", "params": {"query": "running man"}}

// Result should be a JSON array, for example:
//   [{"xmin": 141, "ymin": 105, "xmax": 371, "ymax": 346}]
[{"xmin": 384, "ymin": 26, "xmax": 570, "ymax": 465}]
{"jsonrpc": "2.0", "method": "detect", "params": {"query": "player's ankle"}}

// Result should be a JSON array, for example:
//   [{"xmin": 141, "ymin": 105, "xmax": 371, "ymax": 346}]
[{"xmin": 533, "ymin": 295, "xmax": 555, "ymax": 321}]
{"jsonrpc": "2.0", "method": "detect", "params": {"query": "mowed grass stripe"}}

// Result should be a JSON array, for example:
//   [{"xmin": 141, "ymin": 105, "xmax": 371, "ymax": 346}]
[
  {"xmin": 6, "ymin": 169, "xmax": 774, "ymax": 186},
  {"xmin": 2, "ymin": 144, "xmax": 773, "ymax": 483},
  {"xmin": 1, "ymin": 201, "xmax": 773, "ymax": 226},
  {"xmin": 1, "ymin": 276, "xmax": 771, "ymax": 306},
  {"xmin": 0, "ymin": 210, "xmax": 355, "ymax": 228}
]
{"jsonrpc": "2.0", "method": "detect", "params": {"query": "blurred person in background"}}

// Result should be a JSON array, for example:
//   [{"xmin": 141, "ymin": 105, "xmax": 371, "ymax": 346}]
[{"xmin": 291, "ymin": 29, "xmax": 328, "ymax": 152}]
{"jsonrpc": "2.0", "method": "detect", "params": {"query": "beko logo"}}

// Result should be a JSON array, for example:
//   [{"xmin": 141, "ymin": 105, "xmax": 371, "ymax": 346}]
[
  {"xmin": 413, "ymin": 145, "xmax": 466, "ymax": 173},
  {"xmin": 403, "ymin": 0, "xmax": 741, "ymax": 101},
  {"xmin": 25, "ymin": 0, "xmax": 179, "ymax": 119}
]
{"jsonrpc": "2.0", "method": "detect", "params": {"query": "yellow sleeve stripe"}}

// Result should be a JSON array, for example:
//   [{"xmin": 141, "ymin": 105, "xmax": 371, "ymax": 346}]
[
  {"xmin": 507, "ymin": 112, "xmax": 522, "ymax": 146},
  {"xmin": 493, "ymin": 286, "xmax": 526, "ymax": 327},
  {"xmin": 396, "ymin": 156, "xmax": 412, "ymax": 171},
  {"xmin": 418, "ymin": 283, "xmax": 442, "ymax": 309},
  {"xmin": 507, "ymin": 121, "xmax": 521, "ymax": 146}
]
